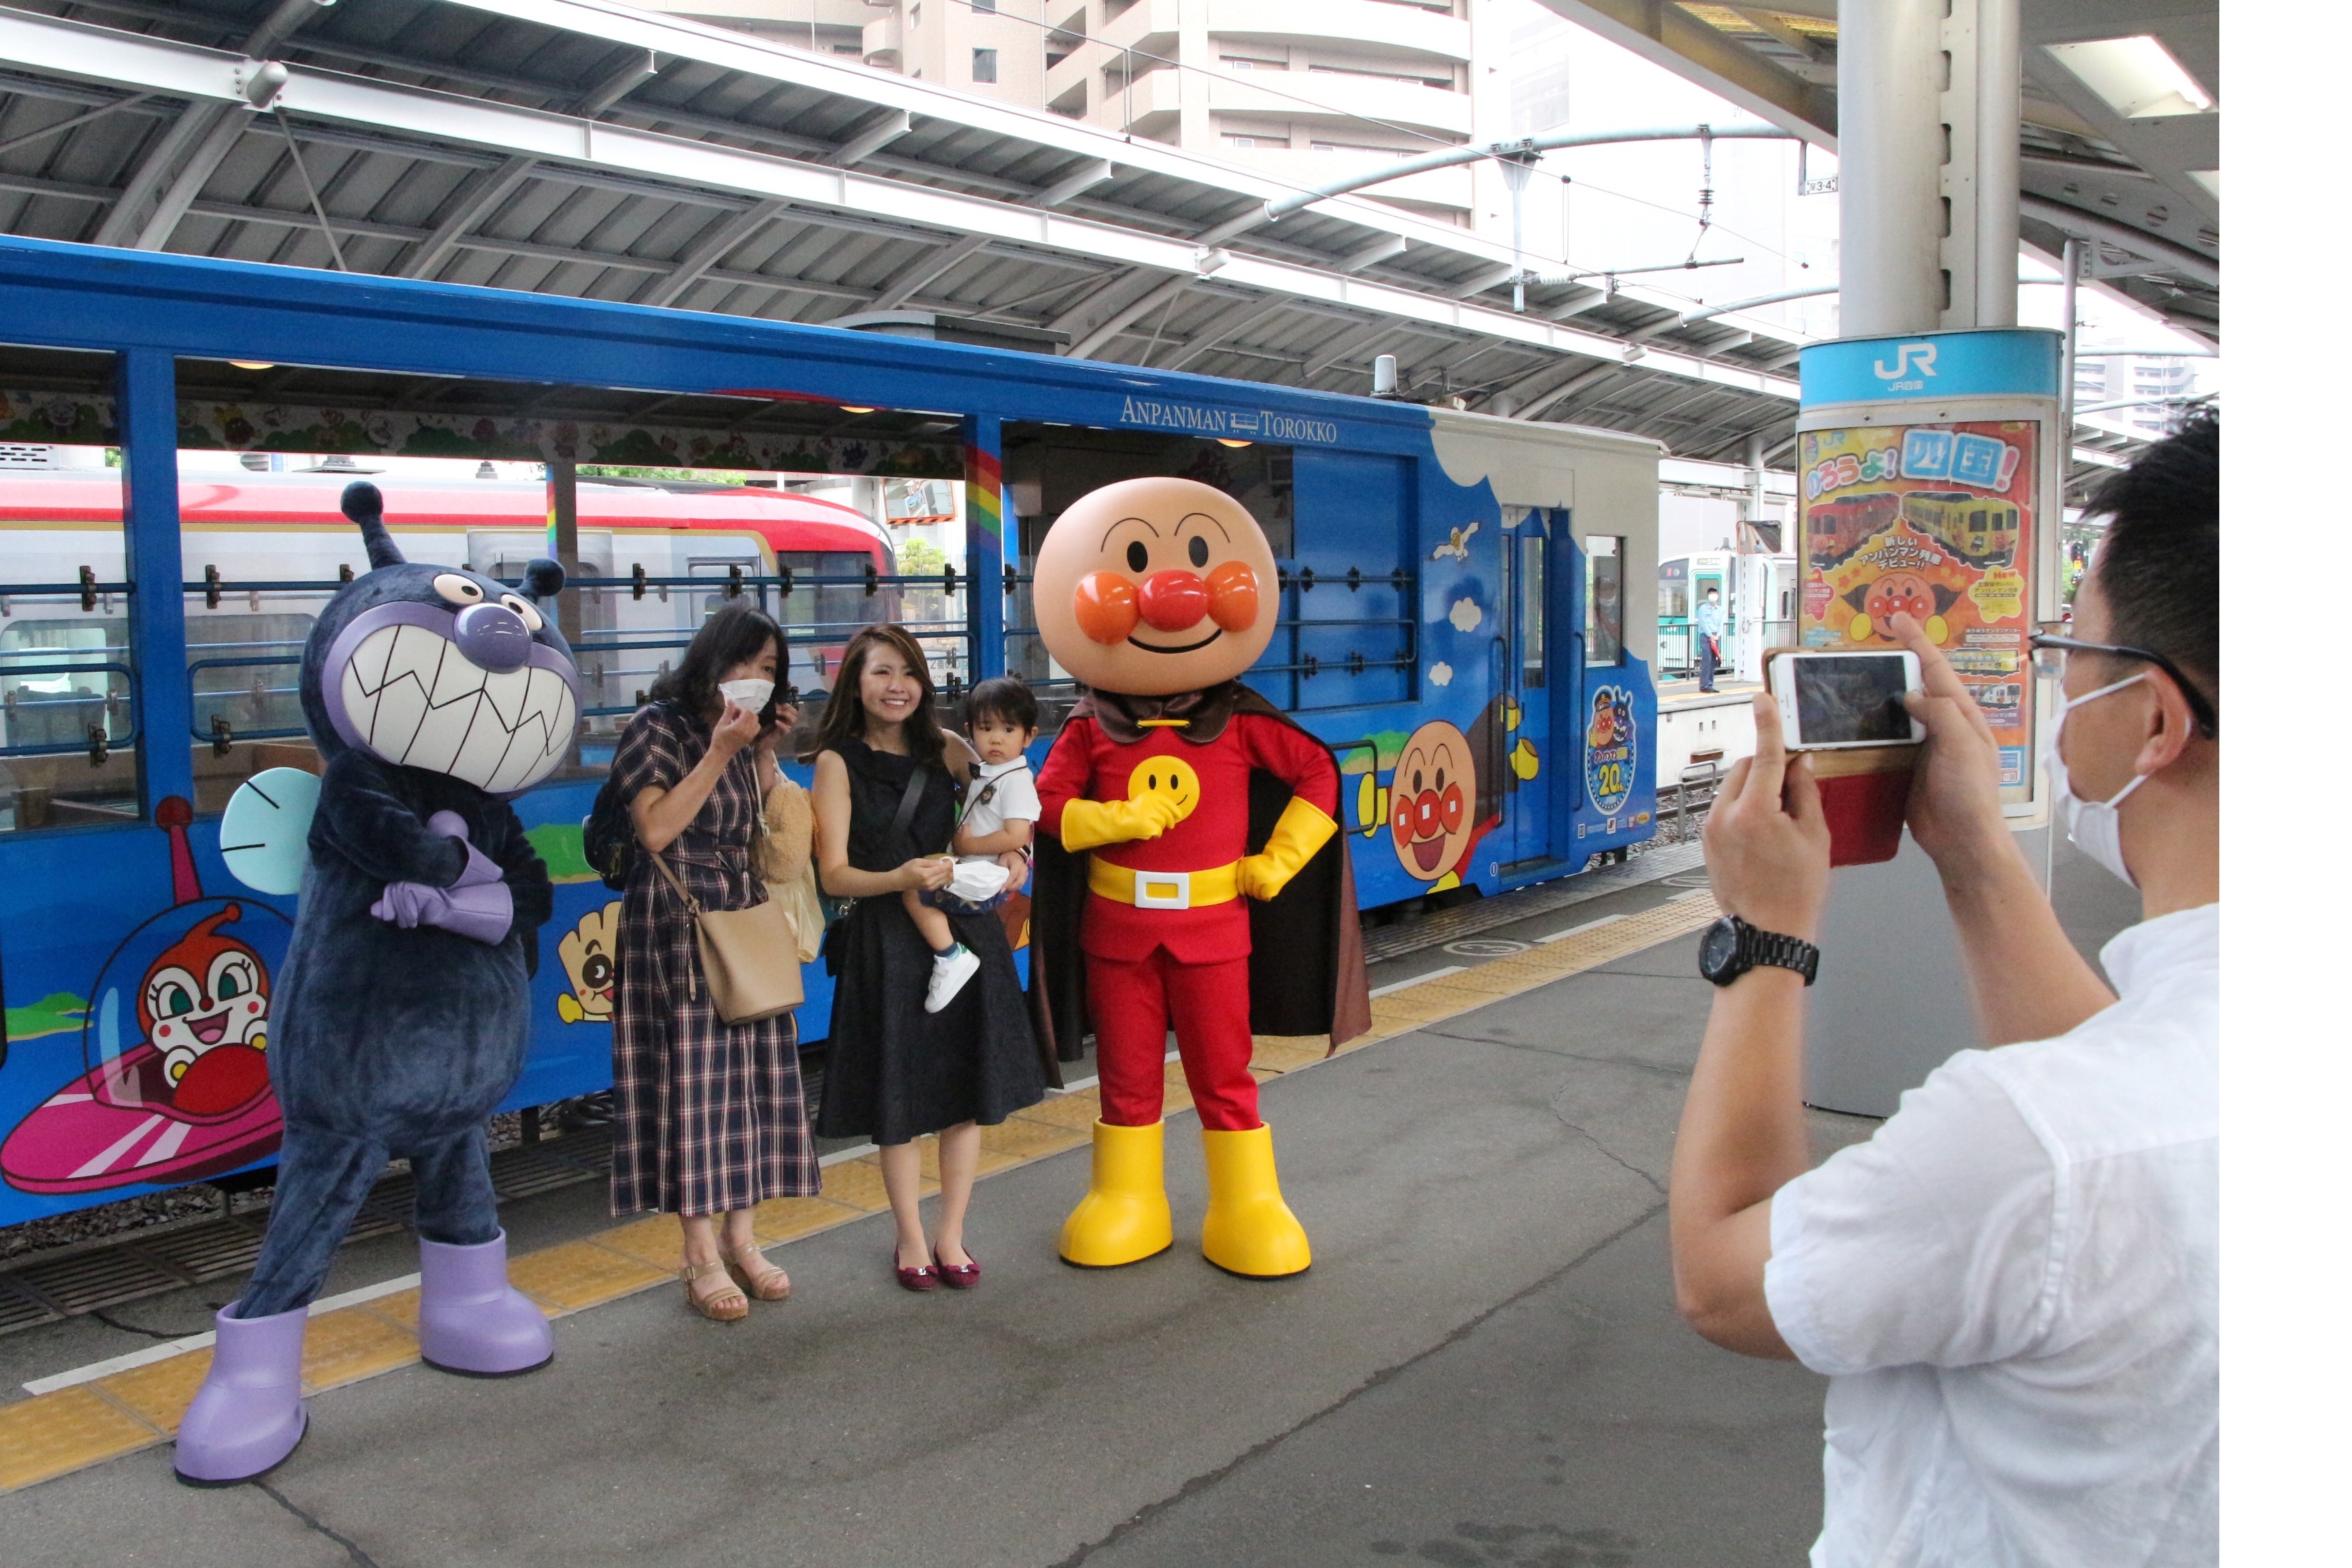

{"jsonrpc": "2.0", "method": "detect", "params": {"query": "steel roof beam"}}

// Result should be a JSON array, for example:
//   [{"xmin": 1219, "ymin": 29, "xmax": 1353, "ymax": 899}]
[
  {"xmin": 0, "ymin": 7, "xmax": 1799, "ymax": 406},
  {"xmin": 1529, "ymin": 1, "xmax": 1836, "ymax": 143},
  {"xmin": 640, "ymin": 195, "xmax": 787, "ymax": 308},
  {"xmin": 101, "ymin": 0, "xmax": 338, "ymax": 251},
  {"xmin": 1156, "ymin": 296, "xmax": 1284, "ymax": 372},
  {"xmin": 1030, "ymin": 158, "xmax": 1114, "ymax": 210},
  {"xmin": 401, "ymin": 154, "xmax": 538, "ymax": 279},
  {"xmin": 863, "ymin": 161, "xmax": 1109, "ymax": 310},
  {"xmin": 821, "ymin": 107, "xmax": 911, "ymax": 168},
  {"xmin": 436, "ymin": 0, "xmax": 1812, "ymax": 344}
]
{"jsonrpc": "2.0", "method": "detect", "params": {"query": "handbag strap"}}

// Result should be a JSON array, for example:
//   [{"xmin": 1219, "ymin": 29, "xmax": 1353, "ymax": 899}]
[
  {"xmin": 887, "ymin": 762, "xmax": 930, "ymax": 851},
  {"xmin": 648, "ymin": 847, "xmax": 702, "ymax": 916}
]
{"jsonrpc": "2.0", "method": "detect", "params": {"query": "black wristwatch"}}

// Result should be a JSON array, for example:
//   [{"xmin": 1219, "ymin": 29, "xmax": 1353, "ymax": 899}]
[{"xmin": 1699, "ymin": 915, "xmax": 1820, "ymax": 987}]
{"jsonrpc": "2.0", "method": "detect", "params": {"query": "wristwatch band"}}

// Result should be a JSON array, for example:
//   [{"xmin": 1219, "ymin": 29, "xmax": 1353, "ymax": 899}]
[{"xmin": 1740, "ymin": 919, "xmax": 1820, "ymax": 985}]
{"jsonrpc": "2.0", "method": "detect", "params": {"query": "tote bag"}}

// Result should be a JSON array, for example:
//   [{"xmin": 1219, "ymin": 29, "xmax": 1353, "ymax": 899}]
[{"xmin": 649, "ymin": 851, "xmax": 804, "ymax": 1025}]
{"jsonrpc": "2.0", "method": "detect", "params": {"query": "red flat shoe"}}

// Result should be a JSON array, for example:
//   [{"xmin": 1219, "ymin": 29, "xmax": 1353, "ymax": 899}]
[
  {"xmin": 894, "ymin": 1247, "xmax": 940, "ymax": 1292},
  {"xmin": 935, "ymin": 1245, "xmax": 981, "ymax": 1291}
]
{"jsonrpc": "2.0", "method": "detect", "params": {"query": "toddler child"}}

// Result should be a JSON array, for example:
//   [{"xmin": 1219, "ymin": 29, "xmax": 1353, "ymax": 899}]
[{"xmin": 904, "ymin": 676, "xmax": 1040, "ymax": 1013}]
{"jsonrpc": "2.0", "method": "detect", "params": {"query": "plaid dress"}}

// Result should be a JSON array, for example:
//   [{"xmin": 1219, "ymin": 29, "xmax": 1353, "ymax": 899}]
[{"xmin": 609, "ymin": 703, "xmax": 819, "ymax": 1217}]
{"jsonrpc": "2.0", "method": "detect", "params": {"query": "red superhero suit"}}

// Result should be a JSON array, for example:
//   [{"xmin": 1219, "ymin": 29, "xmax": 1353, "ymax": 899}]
[
  {"xmin": 1036, "ymin": 708, "xmax": 1341, "ymax": 1134},
  {"xmin": 1024, "ymin": 476, "xmax": 1369, "ymax": 1279}
]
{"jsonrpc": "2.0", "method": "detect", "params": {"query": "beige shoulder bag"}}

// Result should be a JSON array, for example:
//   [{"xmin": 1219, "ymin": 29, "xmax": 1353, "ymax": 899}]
[{"xmin": 649, "ymin": 851, "xmax": 804, "ymax": 1024}]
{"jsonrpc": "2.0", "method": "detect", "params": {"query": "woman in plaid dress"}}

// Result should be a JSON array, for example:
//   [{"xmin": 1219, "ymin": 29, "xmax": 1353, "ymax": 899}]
[{"xmin": 611, "ymin": 603, "xmax": 819, "ymax": 1322}]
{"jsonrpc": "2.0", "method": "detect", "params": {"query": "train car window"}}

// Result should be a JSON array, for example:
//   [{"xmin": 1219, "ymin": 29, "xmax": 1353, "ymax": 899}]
[
  {"xmin": 1287, "ymin": 448, "xmax": 1411, "ymax": 712},
  {"xmin": 188, "ymin": 612, "xmax": 318, "ymax": 808},
  {"xmin": 1586, "ymin": 536, "xmax": 1624, "ymax": 666},
  {"xmin": 0, "ymin": 455, "xmax": 135, "ymax": 833},
  {"xmin": 1656, "ymin": 559, "xmax": 1688, "ymax": 622},
  {"xmin": 1520, "ymin": 534, "xmax": 1547, "ymax": 687}
]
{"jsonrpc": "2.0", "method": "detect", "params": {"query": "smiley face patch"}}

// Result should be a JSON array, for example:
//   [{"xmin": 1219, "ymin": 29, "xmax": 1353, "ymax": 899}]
[{"xmin": 1125, "ymin": 754, "xmax": 1202, "ymax": 827}]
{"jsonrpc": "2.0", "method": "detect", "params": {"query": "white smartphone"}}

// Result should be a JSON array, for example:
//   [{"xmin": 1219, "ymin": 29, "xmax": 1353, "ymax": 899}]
[{"xmin": 1770, "ymin": 650, "xmax": 1927, "ymax": 750}]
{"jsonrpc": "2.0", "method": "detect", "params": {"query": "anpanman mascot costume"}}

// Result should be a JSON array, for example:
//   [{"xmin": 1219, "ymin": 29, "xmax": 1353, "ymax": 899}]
[{"xmin": 1028, "ymin": 477, "xmax": 1371, "ymax": 1278}]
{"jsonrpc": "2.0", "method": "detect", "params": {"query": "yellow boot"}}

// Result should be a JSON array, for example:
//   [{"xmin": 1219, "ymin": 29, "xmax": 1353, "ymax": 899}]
[
  {"xmin": 1059, "ymin": 1120, "xmax": 1174, "ymax": 1267},
  {"xmin": 1199, "ymin": 1124, "xmax": 1312, "ymax": 1279}
]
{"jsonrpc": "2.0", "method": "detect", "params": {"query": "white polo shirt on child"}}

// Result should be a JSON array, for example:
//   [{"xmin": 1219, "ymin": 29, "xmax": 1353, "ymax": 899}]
[
  {"xmin": 1764, "ymin": 903, "xmax": 2219, "ymax": 1568},
  {"xmin": 961, "ymin": 757, "xmax": 1039, "ymax": 838}
]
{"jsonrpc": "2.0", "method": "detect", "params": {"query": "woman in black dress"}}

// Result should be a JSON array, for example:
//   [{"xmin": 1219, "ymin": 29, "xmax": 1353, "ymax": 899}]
[
  {"xmin": 810, "ymin": 625, "xmax": 1044, "ymax": 1289},
  {"xmin": 612, "ymin": 603, "xmax": 819, "ymax": 1323}
]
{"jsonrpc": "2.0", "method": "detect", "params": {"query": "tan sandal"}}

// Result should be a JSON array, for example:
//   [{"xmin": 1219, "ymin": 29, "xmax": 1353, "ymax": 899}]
[
  {"xmin": 681, "ymin": 1259, "xmax": 749, "ymax": 1322},
  {"xmin": 722, "ymin": 1243, "xmax": 792, "ymax": 1302}
]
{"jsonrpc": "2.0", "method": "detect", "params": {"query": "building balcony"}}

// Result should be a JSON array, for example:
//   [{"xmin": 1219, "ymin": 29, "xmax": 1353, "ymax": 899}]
[
  {"xmin": 1206, "ymin": 0, "xmax": 1471, "ymax": 65},
  {"xmin": 1094, "ymin": 65, "xmax": 1185, "ymax": 134},
  {"xmin": 861, "ymin": 7, "xmax": 900, "ymax": 66},
  {"xmin": 1092, "ymin": 0, "xmax": 1184, "ymax": 54}
]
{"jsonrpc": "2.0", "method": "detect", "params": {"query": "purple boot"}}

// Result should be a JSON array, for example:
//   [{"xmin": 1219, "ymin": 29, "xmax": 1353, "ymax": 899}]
[
  {"xmin": 417, "ymin": 1230, "xmax": 553, "ymax": 1377},
  {"xmin": 174, "ymin": 1301, "xmax": 309, "ymax": 1486}
]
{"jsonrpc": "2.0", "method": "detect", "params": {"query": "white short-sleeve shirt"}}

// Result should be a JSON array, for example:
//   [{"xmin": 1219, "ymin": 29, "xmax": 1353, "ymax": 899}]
[
  {"xmin": 960, "ymin": 757, "xmax": 1039, "ymax": 840},
  {"xmin": 1765, "ymin": 904, "xmax": 2218, "ymax": 1568}
]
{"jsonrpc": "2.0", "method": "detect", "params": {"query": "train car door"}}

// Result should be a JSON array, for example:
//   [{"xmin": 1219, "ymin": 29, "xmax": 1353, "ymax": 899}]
[{"xmin": 1494, "ymin": 510, "xmax": 1554, "ymax": 870}]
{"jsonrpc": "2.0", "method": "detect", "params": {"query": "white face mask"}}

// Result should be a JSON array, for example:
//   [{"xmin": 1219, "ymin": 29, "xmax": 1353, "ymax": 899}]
[
  {"xmin": 2044, "ymin": 670, "xmax": 2150, "ymax": 887},
  {"xmin": 718, "ymin": 677, "xmax": 774, "ymax": 713}
]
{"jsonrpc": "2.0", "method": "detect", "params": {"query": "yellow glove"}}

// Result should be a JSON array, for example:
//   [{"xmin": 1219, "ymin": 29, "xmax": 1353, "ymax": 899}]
[
  {"xmin": 1235, "ymin": 796, "xmax": 1339, "ymax": 901},
  {"xmin": 1059, "ymin": 791, "xmax": 1186, "ymax": 851}
]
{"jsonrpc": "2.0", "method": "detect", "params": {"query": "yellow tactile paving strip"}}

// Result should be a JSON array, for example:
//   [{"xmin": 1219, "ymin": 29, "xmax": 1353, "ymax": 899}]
[{"xmin": 0, "ymin": 887, "xmax": 1718, "ymax": 1492}]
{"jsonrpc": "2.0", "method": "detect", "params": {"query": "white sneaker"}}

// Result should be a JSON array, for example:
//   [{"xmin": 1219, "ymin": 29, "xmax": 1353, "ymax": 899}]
[{"xmin": 924, "ymin": 945, "xmax": 981, "ymax": 1013}]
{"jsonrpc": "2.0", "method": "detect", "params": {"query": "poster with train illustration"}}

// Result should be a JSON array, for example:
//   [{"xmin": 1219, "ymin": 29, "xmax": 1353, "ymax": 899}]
[{"xmin": 1798, "ymin": 419, "xmax": 2038, "ymax": 789}]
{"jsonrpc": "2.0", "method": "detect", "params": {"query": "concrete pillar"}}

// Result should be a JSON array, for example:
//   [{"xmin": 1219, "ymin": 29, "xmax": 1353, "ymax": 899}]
[
  {"xmin": 1836, "ymin": 0, "xmax": 1944, "ymax": 336},
  {"xmin": 1937, "ymin": 0, "xmax": 2022, "ymax": 329},
  {"xmin": 1966, "ymin": 0, "xmax": 2021, "ymax": 328},
  {"xmin": 1805, "ymin": 0, "xmax": 2040, "ymax": 1117}
]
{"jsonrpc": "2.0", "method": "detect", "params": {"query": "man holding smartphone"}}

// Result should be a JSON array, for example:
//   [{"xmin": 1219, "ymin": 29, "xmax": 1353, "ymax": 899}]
[{"xmin": 1669, "ymin": 414, "xmax": 2217, "ymax": 1565}]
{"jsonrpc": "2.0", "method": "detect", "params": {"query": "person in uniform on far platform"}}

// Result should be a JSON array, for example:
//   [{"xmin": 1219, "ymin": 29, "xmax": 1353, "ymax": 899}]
[{"xmin": 1695, "ymin": 585, "xmax": 1725, "ymax": 691}]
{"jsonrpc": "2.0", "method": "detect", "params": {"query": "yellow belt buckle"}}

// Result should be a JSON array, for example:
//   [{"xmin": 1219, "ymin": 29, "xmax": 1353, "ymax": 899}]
[{"xmin": 1132, "ymin": 869, "xmax": 1192, "ymax": 910}]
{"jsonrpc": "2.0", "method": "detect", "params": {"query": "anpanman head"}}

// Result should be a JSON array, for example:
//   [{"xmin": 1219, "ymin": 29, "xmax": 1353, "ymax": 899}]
[{"xmin": 1032, "ymin": 477, "xmax": 1277, "ymax": 696}]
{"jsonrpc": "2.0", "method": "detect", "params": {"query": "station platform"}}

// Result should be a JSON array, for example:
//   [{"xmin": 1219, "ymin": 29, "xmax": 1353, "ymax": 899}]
[{"xmin": 0, "ymin": 840, "xmax": 2139, "ymax": 1567}]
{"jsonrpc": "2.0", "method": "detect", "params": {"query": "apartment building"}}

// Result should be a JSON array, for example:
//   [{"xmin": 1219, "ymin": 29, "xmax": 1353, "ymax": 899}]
[
  {"xmin": 2074, "ymin": 339, "xmax": 2204, "ymax": 436},
  {"xmin": 1040, "ymin": 0, "xmax": 1490, "ymax": 225},
  {"xmin": 639, "ymin": 0, "xmax": 1505, "ymax": 230}
]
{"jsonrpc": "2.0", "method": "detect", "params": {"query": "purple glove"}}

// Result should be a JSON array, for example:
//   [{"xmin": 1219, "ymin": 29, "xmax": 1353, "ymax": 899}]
[{"xmin": 370, "ymin": 812, "xmax": 514, "ymax": 945}]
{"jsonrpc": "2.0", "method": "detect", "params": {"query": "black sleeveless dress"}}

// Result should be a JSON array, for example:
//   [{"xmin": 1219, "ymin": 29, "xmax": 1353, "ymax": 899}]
[{"xmin": 815, "ymin": 737, "xmax": 1045, "ymax": 1144}]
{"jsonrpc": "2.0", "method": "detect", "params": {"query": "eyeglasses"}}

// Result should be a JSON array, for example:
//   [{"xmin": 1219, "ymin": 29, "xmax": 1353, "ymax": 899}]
[{"xmin": 2027, "ymin": 632, "xmax": 2218, "ymax": 737}]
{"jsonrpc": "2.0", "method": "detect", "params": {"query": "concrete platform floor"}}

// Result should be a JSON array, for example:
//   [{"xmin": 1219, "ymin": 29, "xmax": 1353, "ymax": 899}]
[{"xmin": 0, "ymin": 840, "xmax": 2138, "ymax": 1568}]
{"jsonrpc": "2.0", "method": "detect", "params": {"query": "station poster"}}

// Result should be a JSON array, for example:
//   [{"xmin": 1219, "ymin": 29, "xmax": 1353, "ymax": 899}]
[{"xmin": 1796, "ymin": 420, "xmax": 2039, "ymax": 794}]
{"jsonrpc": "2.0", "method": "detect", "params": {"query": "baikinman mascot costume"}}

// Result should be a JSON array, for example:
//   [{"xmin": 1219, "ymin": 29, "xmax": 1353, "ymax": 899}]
[
  {"xmin": 1029, "ymin": 477, "xmax": 1371, "ymax": 1278},
  {"xmin": 175, "ymin": 482, "xmax": 574, "ymax": 1485}
]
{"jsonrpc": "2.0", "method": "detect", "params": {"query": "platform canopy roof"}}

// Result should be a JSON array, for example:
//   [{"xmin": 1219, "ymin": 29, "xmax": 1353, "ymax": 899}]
[
  {"xmin": 1538, "ymin": 0, "xmax": 2220, "ymax": 348},
  {"xmin": 0, "ymin": 0, "xmax": 2164, "ymax": 479}
]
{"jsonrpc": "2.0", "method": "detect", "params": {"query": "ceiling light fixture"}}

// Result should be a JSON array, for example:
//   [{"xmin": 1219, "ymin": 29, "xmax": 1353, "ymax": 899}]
[
  {"xmin": 2045, "ymin": 36, "xmax": 2215, "ymax": 119},
  {"xmin": 1215, "ymin": 438, "xmax": 1252, "ymax": 448},
  {"xmin": 229, "ymin": 360, "xmax": 275, "ymax": 370},
  {"xmin": 838, "ymin": 406, "xmax": 876, "ymax": 414}
]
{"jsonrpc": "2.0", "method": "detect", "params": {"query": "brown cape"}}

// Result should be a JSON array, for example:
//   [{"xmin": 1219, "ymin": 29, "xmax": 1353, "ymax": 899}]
[{"xmin": 1024, "ymin": 683, "xmax": 1374, "ymax": 1064}]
